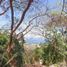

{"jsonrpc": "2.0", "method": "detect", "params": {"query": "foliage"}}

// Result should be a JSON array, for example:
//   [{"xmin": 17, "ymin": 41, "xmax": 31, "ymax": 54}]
[
  {"xmin": 23, "ymin": 45, "xmax": 43, "ymax": 64},
  {"xmin": 0, "ymin": 33, "xmax": 10, "ymax": 67},
  {"xmin": 12, "ymin": 37, "xmax": 24, "ymax": 67},
  {"xmin": 0, "ymin": 33, "xmax": 24, "ymax": 67},
  {"xmin": 0, "ymin": 33, "xmax": 8, "ymax": 46},
  {"xmin": 33, "ymin": 47, "xmax": 43, "ymax": 61},
  {"xmin": 42, "ymin": 31, "xmax": 66, "ymax": 66}
]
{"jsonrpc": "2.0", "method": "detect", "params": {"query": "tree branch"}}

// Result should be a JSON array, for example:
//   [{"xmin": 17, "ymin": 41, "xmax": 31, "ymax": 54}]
[
  {"xmin": 0, "ymin": 6, "xmax": 9, "ymax": 16},
  {"xmin": 7, "ymin": 0, "xmax": 14, "ymax": 53},
  {"xmin": 13, "ymin": 0, "xmax": 33, "ymax": 33},
  {"xmin": 17, "ymin": 13, "xmax": 48, "ymax": 37}
]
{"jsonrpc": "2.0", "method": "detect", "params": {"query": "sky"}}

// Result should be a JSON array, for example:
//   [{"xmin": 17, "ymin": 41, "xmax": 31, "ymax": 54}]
[{"xmin": 0, "ymin": 0, "xmax": 63, "ymax": 44}]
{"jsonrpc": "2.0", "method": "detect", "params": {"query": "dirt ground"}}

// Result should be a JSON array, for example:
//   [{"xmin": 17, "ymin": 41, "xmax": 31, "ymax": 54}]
[{"xmin": 24, "ymin": 64, "xmax": 45, "ymax": 67}]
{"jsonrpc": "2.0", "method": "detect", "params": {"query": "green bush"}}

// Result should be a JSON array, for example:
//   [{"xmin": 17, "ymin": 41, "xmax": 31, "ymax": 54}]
[
  {"xmin": 33, "ymin": 47, "xmax": 43, "ymax": 61},
  {"xmin": 42, "ymin": 32, "xmax": 66, "ymax": 66},
  {"xmin": 0, "ymin": 34, "xmax": 8, "ymax": 46},
  {"xmin": 0, "ymin": 33, "xmax": 24, "ymax": 67},
  {"xmin": 0, "ymin": 33, "xmax": 9, "ymax": 67}
]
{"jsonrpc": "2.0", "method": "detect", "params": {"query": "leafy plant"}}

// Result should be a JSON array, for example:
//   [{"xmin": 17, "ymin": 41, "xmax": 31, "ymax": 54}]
[
  {"xmin": 42, "ymin": 31, "xmax": 66, "ymax": 66},
  {"xmin": 0, "ymin": 33, "xmax": 24, "ymax": 67}
]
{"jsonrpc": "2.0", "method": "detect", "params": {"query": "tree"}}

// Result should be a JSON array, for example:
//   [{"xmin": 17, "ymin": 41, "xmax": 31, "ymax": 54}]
[
  {"xmin": 0, "ymin": 0, "xmax": 48, "ymax": 67},
  {"xmin": 32, "ymin": 12, "xmax": 67, "ymax": 66},
  {"xmin": 0, "ymin": 0, "xmax": 33, "ymax": 67}
]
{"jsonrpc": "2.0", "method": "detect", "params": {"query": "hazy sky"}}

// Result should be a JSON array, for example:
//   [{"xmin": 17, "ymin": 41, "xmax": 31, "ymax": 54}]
[
  {"xmin": 0, "ymin": 0, "xmax": 63, "ymax": 44},
  {"xmin": 0, "ymin": 0, "xmax": 63, "ymax": 27},
  {"xmin": 0, "ymin": 0, "xmax": 62, "ymax": 26}
]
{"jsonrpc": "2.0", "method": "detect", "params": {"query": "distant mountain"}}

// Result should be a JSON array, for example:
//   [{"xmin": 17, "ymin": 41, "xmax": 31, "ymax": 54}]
[{"xmin": 25, "ymin": 37, "xmax": 45, "ymax": 44}]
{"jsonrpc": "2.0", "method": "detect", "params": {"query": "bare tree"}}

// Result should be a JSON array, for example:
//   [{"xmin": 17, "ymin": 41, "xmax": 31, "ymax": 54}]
[
  {"xmin": 0, "ymin": 0, "xmax": 34, "ymax": 67},
  {"xmin": 0, "ymin": 0, "xmax": 49, "ymax": 67}
]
